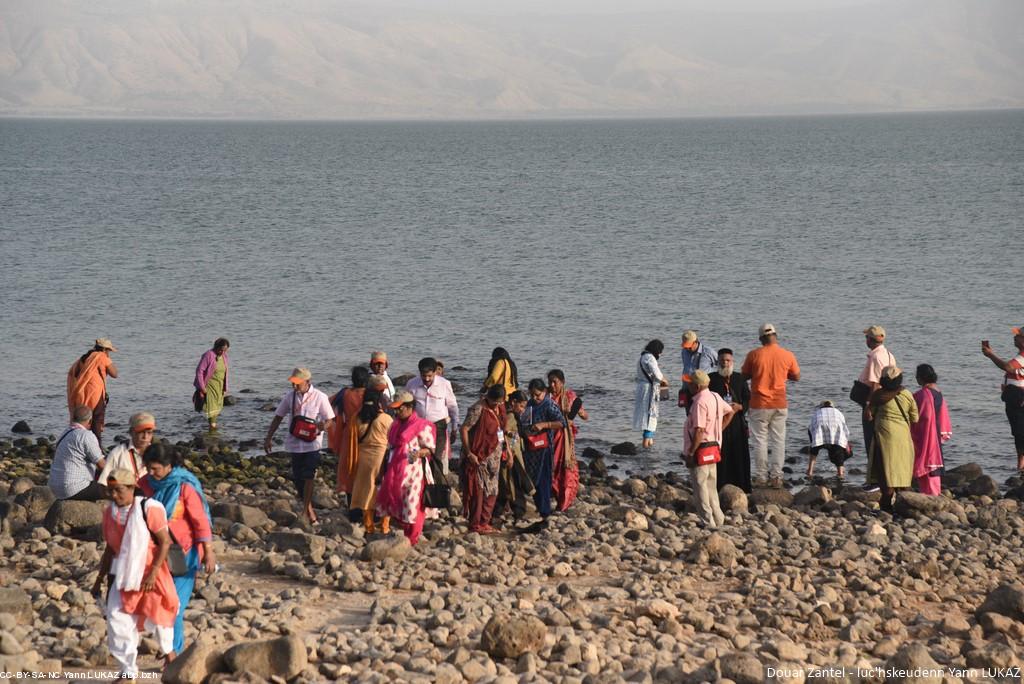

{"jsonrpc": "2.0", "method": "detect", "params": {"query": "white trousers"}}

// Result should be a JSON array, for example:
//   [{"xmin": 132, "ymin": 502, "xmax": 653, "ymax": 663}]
[
  {"xmin": 748, "ymin": 408, "xmax": 788, "ymax": 479},
  {"xmin": 106, "ymin": 587, "xmax": 175, "ymax": 677},
  {"xmin": 689, "ymin": 465, "xmax": 725, "ymax": 529}
]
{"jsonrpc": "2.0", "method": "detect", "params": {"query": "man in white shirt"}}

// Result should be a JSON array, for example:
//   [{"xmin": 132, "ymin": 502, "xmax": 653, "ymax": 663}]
[
  {"xmin": 98, "ymin": 412, "xmax": 156, "ymax": 484},
  {"xmin": 857, "ymin": 325, "xmax": 896, "ymax": 459},
  {"xmin": 405, "ymin": 357, "xmax": 460, "ymax": 475}
]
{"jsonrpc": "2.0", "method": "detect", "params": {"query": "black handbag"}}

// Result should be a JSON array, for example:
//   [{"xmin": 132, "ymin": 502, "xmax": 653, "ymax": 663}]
[
  {"xmin": 421, "ymin": 457, "xmax": 451, "ymax": 509},
  {"xmin": 849, "ymin": 380, "xmax": 871, "ymax": 407},
  {"xmin": 192, "ymin": 389, "xmax": 206, "ymax": 413},
  {"xmin": 143, "ymin": 498, "xmax": 190, "ymax": 576}
]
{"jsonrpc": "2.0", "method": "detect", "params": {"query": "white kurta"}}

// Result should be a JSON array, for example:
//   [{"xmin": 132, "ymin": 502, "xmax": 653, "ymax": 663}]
[{"xmin": 633, "ymin": 352, "xmax": 665, "ymax": 432}]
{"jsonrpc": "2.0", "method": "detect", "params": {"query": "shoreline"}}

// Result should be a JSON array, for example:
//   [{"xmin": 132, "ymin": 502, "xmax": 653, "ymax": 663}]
[{"xmin": 3, "ymin": 437, "xmax": 1024, "ymax": 682}]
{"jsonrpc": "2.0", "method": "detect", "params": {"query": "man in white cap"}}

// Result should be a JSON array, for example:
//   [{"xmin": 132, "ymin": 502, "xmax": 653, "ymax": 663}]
[
  {"xmin": 853, "ymin": 325, "xmax": 896, "ymax": 460},
  {"xmin": 98, "ymin": 412, "xmax": 157, "ymax": 484},
  {"xmin": 66, "ymin": 338, "xmax": 119, "ymax": 447},
  {"xmin": 741, "ymin": 324, "xmax": 800, "ymax": 488},
  {"xmin": 264, "ymin": 367, "xmax": 336, "ymax": 523}
]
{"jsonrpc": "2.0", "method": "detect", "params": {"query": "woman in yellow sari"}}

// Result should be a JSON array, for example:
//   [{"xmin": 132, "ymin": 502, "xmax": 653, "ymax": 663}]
[{"xmin": 482, "ymin": 347, "xmax": 518, "ymax": 398}]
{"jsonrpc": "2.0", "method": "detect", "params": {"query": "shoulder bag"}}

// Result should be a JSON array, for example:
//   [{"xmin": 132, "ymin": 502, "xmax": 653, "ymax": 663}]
[
  {"xmin": 288, "ymin": 391, "xmax": 319, "ymax": 442},
  {"xmin": 851, "ymin": 350, "xmax": 895, "ymax": 407},
  {"xmin": 421, "ymin": 457, "xmax": 451, "ymax": 509},
  {"xmin": 142, "ymin": 498, "xmax": 190, "ymax": 577}
]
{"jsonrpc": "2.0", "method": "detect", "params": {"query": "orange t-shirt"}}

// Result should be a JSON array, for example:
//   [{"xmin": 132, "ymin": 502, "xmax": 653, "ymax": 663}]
[
  {"xmin": 741, "ymin": 343, "xmax": 800, "ymax": 409},
  {"xmin": 66, "ymin": 352, "xmax": 112, "ymax": 414}
]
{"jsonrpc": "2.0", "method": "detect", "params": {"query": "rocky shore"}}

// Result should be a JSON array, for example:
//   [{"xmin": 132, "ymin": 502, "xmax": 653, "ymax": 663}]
[{"xmin": 3, "ymin": 434, "xmax": 1024, "ymax": 683}]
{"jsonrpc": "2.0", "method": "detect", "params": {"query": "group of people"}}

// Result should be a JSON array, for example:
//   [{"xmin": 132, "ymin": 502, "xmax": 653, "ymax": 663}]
[
  {"xmin": 634, "ymin": 323, "xmax": 1024, "ymax": 526},
  {"xmin": 263, "ymin": 349, "xmax": 587, "ymax": 541},
  {"xmin": 47, "ymin": 405, "xmax": 214, "ymax": 679}
]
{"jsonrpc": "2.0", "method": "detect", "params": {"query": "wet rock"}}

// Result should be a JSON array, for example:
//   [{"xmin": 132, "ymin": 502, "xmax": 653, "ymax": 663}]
[
  {"xmin": 589, "ymin": 457, "xmax": 608, "ymax": 478},
  {"xmin": 968, "ymin": 475, "xmax": 999, "ymax": 498},
  {"xmin": 718, "ymin": 485, "xmax": 749, "ymax": 514},
  {"xmin": 163, "ymin": 635, "xmax": 228, "ymax": 684},
  {"xmin": 611, "ymin": 442, "xmax": 638, "ymax": 456},
  {"xmin": 223, "ymin": 635, "xmax": 308, "ymax": 679},
  {"xmin": 10, "ymin": 422, "xmax": 30, "ymax": 434},
  {"xmin": 0, "ymin": 590, "xmax": 32, "ymax": 624},
  {"xmin": 43, "ymin": 500, "xmax": 104, "ymax": 537},
  {"xmin": 223, "ymin": 395, "xmax": 238, "ymax": 407},
  {"xmin": 581, "ymin": 447, "xmax": 604, "ymax": 460},
  {"xmin": 480, "ymin": 613, "xmax": 547, "ymax": 659},
  {"xmin": 975, "ymin": 584, "xmax": 1024, "ymax": 622},
  {"xmin": 361, "ymin": 536, "xmax": 412, "ymax": 562},
  {"xmin": 884, "ymin": 642, "xmax": 942, "ymax": 683}
]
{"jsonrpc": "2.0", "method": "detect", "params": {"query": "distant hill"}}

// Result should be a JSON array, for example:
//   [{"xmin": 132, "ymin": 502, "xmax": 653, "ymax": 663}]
[{"xmin": 1, "ymin": 0, "xmax": 1021, "ymax": 118}]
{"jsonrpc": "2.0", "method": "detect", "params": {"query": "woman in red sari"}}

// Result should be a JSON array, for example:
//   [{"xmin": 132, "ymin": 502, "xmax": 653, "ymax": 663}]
[
  {"xmin": 460, "ymin": 386, "xmax": 506, "ymax": 533},
  {"xmin": 546, "ymin": 369, "xmax": 587, "ymax": 511},
  {"xmin": 331, "ymin": 366, "xmax": 369, "ymax": 502}
]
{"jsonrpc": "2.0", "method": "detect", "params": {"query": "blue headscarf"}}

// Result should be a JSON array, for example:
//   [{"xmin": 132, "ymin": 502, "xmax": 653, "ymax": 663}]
[{"xmin": 144, "ymin": 466, "xmax": 212, "ymax": 572}]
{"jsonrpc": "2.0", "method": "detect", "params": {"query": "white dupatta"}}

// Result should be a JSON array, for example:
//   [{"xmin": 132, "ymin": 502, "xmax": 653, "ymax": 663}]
[{"xmin": 111, "ymin": 496, "xmax": 162, "ymax": 592}]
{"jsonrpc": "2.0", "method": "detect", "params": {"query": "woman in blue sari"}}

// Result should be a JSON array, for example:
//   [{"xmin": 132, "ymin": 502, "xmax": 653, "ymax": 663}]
[
  {"xmin": 138, "ymin": 442, "xmax": 215, "ymax": 656},
  {"xmin": 519, "ymin": 378, "xmax": 567, "ymax": 532}
]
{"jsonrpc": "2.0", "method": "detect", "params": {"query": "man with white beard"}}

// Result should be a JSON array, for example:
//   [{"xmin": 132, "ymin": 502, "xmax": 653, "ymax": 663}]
[{"xmin": 708, "ymin": 349, "xmax": 752, "ymax": 493}]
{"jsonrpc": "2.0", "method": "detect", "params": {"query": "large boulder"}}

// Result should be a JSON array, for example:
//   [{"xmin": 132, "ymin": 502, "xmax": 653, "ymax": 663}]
[
  {"xmin": 13, "ymin": 487, "xmax": 56, "ymax": 523},
  {"xmin": 223, "ymin": 635, "xmax": 307, "ymax": 680},
  {"xmin": 968, "ymin": 475, "xmax": 1000, "ymax": 498},
  {"xmin": 361, "ymin": 536, "xmax": 412, "ymax": 562},
  {"xmin": 688, "ymin": 533, "xmax": 737, "ymax": 568},
  {"xmin": 750, "ymin": 488, "xmax": 794, "ymax": 508},
  {"xmin": 265, "ymin": 532, "xmax": 326, "ymax": 564},
  {"xmin": 209, "ymin": 503, "xmax": 270, "ymax": 528},
  {"xmin": 10, "ymin": 421, "xmax": 30, "ymax": 434},
  {"xmin": 0, "ymin": 589, "xmax": 32, "ymax": 624},
  {"xmin": 894, "ymin": 492, "xmax": 948, "ymax": 518},
  {"xmin": 884, "ymin": 643, "xmax": 942, "ymax": 683},
  {"xmin": 480, "ymin": 613, "xmax": 547, "ymax": 659},
  {"xmin": 43, "ymin": 500, "xmax": 104, "ymax": 537},
  {"xmin": 718, "ymin": 485, "xmax": 748, "ymax": 514},
  {"xmin": 162, "ymin": 635, "xmax": 228, "ymax": 684},
  {"xmin": 611, "ymin": 442, "xmax": 638, "ymax": 456},
  {"xmin": 793, "ymin": 485, "xmax": 832, "ymax": 507},
  {"xmin": 975, "ymin": 584, "xmax": 1024, "ymax": 622}
]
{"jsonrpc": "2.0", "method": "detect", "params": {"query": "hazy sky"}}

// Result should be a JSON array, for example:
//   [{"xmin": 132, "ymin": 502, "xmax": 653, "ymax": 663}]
[{"xmin": 1, "ymin": 0, "xmax": 1021, "ymax": 119}]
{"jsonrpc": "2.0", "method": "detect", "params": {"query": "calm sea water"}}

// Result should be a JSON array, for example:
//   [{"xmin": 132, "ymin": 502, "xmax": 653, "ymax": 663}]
[{"xmin": 1, "ymin": 112, "xmax": 1021, "ymax": 482}]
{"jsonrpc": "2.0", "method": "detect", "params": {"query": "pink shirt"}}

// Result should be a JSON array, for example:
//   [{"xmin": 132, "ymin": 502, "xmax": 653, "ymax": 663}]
[
  {"xmin": 858, "ymin": 344, "xmax": 896, "ymax": 384},
  {"xmin": 275, "ymin": 385, "xmax": 336, "ymax": 453},
  {"xmin": 684, "ymin": 388, "xmax": 733, "ymax": 454}
]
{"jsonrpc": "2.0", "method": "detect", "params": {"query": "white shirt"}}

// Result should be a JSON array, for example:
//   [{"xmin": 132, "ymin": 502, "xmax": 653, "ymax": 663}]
[{"xmin": 405, "ymin": 375, "xmax": 460, "ymax": 431}]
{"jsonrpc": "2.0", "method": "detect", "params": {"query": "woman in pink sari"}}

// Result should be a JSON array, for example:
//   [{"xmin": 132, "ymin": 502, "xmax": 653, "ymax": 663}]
[
  {"xmin": 910, "ymin": 364, "xmax": 952, "ymax": 496},
  {"xmin": 375, "ymin": 391, "xmax": 437, "ymax": 545},
  {"xmin": 547, "ymin": 369, "xmax": 587, "ymax": 512}
]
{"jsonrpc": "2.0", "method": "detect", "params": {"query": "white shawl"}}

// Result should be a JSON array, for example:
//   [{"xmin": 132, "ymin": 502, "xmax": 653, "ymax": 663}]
[{"xmin": 111, "ymin": 496, "xmax": 162, "ymax": 592}]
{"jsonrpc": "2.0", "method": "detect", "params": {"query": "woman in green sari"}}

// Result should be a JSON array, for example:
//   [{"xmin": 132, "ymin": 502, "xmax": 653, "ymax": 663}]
[
  {"xmin": 194, "ymin": 338, "xmax": 230, "ymax": 429},
  {"xmin": 867, "ymin": 365, "xmax": 919, "ymax": 512}
]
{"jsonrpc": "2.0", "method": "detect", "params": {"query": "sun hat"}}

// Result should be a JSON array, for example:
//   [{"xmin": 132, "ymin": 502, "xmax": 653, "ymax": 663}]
[
  {"xmin": 370, "ymin": 351, "xmax": 388, "ymax": 363},
  {"xmin": 864, "ymin": 325, "xmax": 886, "ymax": 341},
  {"xmin": 106, "ymin": 468, "xmax": 137, "ymax": 486},
  {"xmin": 691, "ymin": 370, "xmax": 711, "ymax": 387},
  {"xmin": 288, "ymin": 367, "xmax": 312, "ymax": 384},
  {"xmin": 681, "ymin": 330, "xmax": 698, "ymax": 349},
  {"xmin": 881, "ymin": 365, "xmax": 902, "ymax": 381},
  {"xmin": 95, "ymin": 338, "xmax": 118, "ymax": 352},
  {"xmin": 388, "ymin": 390, "xmax": 415, "ymax": 408},
  {"xmin": 759, "ymin": 323, "xmax": 777, "ymax": 337}
]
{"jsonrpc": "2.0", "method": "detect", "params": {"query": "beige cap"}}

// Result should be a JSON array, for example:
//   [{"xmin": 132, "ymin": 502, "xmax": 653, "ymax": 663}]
[
  {"xmin": 691, "ymin": 370, "xmax": 711, "ymax": 388},
  {"xmin": 106, "ymin": 468, "xmax": 137, "ymax": 486},
  {"xmin": 288, "ymin": 367, "xmax": 312, "ymax": 383},
  {"xmin": 388, "ymin": 390, "xmax": 415, "ymax": 408},
  {"xmin": 759, "ymin": 323, "xmax": 777, "ymax": 337},
  {"xmin": 681, "ymin": 330, "xmax": 698, "ymax": 349},
  {"xmin": 130, "ymin": 412, "xmax": 156, "ymax": 433},
  {"xmin": 96, "ymin": 338, "xmax": 118, "ymax": 352},
  {"xmin": 864, "ymin": 325, "xmax": 886, "ymax": 341},
  {"xmin": 370, "ymin": 351, "xmax": 388, "ymax": 363}
]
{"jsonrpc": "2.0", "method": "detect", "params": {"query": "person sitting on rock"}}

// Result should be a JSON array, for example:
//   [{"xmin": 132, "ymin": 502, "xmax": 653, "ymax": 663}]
[
  {"xmin": 97, "ymin": 412, "xmax": 155, "ymax": 485},
  {"xmin": 807, "ymin": 401, "xmax": 852, "ymax": 480},
  {"xmin": 48, "ymin": 405, "xmax": 107, "ymax": 501},
  {"xmin": 92, "ymin": 468, "xmax": 179, "ymax": 678}
]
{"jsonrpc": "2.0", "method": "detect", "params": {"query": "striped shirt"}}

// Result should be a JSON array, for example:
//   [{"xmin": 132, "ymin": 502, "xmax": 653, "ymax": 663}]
[
  {"xmin": 1006, "ymin": 354, "xmax": 1024, "ymax": 389},
  {"xmin": 47, "ymin": 424, "xmax": 104, "ymax": 499}
]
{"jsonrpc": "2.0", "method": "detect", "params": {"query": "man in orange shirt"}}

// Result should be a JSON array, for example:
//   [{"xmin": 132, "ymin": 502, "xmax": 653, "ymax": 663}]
[{"xmin": 741, "ymin": 324, "xmax": 800, "ymax": 488}]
